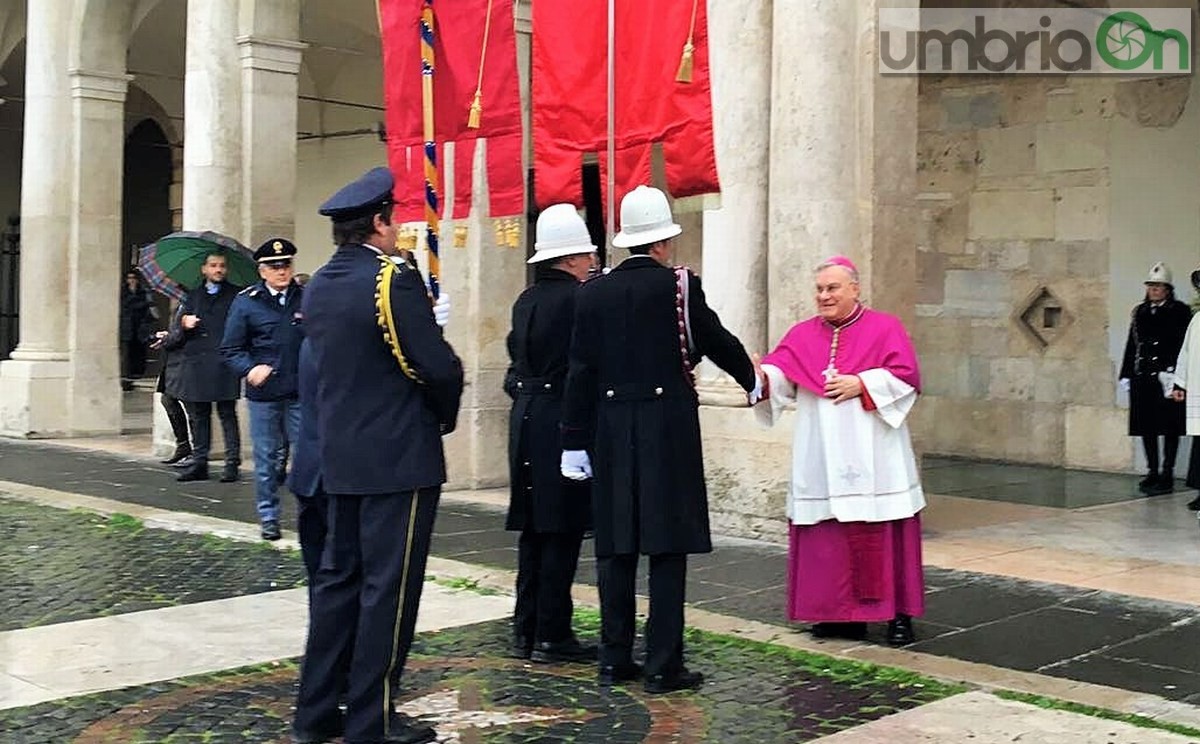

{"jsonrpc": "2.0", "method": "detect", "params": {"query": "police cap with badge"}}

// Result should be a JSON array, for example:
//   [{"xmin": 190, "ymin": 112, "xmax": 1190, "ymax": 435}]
[
  {"xmin": 318, "ymin": 166, "xmax": 395, "ymax": 222},
  {"xmin": 254, "ymin": 238, "xmax": 298, "ymax": 266}
]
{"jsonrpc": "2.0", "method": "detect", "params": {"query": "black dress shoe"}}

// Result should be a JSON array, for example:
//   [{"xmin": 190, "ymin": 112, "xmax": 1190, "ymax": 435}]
[
  {"xmin": 530, "ymin": 637, "xmax": 597, "ymax": 664},
  {"xmin": 381, "ymin": 719, "xmax": 437, "ymax": 744},
  {"xmin": 1144, "ymin": 474, "xmax": 1175, "ymax": 497},
  {"xmin": 176, "ymin": 462, "xmax": 209, "ymax": 482},
  {"xmin": 597, "ymin": 661, "xmax": 642, "ymax": 686},
  {"xmin": 644, "ymin": 667, "xmax": 704, "ymax": 694},
  {"xmin": 1187, "ymin": 495, "xmax": 1200, "ymax": 511},
  {"xmin": 1138, "ymin": 472, "xmax": 1159, "ymax": 492},
  {"xmin": 886, "ymin": 614, "xmax": 915, "ymax": 646},
  {"xmin": 510, "ymin": 635, "xmax": 533, "ymax": 659},
  {"xmin": 291, "ymin": 724, "xmax": 342, "ymax": 744},
  {"xmin": 160, "ymin": 444, "xmax": 192, "ymax": 465},
  {"xmin": 219, "ymin": 465, "xmax": 239, "ymax": 483},
  {"xmin": 261, "ymin": 520, "xmax": 281, "ymax": 541},
  {"xmin": 811, "ymin": 622, "xmax": 867, "ymax": 640}
]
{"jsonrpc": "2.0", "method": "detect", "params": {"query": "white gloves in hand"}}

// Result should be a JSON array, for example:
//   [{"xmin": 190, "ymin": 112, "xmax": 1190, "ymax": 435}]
[
  {"xmin": 561, "ymin": 449, "xmax": 593, "ymax": 481},
  {"xmin": 748, "ymin": 377, "xmax": 765, "ymax": 406},
  {"xmin": 1119, "ymin": 378, "xmax": 1130, "ymax": 393},
  {"xmin": 433, "ymin": 293, "xmax": 451, "ymax": 327}
]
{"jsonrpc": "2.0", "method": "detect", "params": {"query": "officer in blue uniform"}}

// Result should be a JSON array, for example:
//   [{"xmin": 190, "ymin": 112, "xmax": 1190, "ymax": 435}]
[
  {"xmin": 221, "ymin": 238, "xmax": 305, "ymax": 541},
  {"xmin": 293, "ymin": 167, "xmax": 463, "ymax": 744}
]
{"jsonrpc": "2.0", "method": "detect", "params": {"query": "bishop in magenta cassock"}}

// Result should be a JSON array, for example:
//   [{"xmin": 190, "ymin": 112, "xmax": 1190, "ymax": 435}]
[{"xmin": 753, "ymin": 256, "xmax": 925, "ymax": 646}]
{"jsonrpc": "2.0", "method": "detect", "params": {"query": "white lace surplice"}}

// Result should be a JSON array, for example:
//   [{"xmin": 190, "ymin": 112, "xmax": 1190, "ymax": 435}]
[{"xmin": 756, "ymin": 364, "xmax": 926, "ymax": 526}]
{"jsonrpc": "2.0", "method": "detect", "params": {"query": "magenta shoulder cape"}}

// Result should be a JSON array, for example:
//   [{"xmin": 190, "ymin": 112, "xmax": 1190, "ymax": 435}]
[{"xmin": 762, "ymin": 307, "xmax": 921, "ymax": 397}]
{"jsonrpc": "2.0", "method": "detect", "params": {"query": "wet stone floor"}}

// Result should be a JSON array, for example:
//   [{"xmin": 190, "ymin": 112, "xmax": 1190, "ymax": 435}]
[
  {"xmin": 0, "ymin": 496, "xmax": 306, "ymax": 631},
  {"xmin": 0, "ymin": 616, "xmax": 962, "ymax": 743}
]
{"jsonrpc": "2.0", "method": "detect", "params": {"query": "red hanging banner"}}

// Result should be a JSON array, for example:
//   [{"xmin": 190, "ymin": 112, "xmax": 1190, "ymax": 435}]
[
  {"xmin": 379, "ymin": 0, "xmax": 524, "ymax": 220},
  {"xmin": 531, "ymin": 0, "xmax": 720, "ymax": 220}
]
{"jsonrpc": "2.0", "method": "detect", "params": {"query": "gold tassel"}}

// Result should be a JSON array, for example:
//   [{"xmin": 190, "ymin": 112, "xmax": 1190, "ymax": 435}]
[
  {"xmin": 675, "ymin": 41, "xmax": 694, "ymax": 83},
  {"xmin": 506, "ymin": 219, "xmax": 522, "ymax": 249},
  {"xmin": 467, "ymin": 90, "xmax": 483, "ymax": 129},
  {"xmin": 454, "ymin": 224, "xmax": 468, "ymax": 248},
  {"xmin": 493, "ymin": 218, "xmax": 506, "ymax": 247}
]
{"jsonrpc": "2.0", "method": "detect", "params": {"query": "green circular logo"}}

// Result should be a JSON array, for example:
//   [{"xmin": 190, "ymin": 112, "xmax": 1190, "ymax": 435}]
[{"xmin": 1097, "ymin": 11, "xmax": 1154, "ymax": 70}]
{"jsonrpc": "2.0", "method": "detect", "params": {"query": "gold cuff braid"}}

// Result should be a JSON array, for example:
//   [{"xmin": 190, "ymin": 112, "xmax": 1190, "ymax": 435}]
[{"xmin": 374, "ymin": 257, "xmax": 422, "ymax": 383}]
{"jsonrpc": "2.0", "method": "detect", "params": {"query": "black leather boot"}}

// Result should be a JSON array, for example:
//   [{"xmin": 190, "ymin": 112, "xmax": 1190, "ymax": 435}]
[
  {"xmin": 176, "ymin": 459, "xmax": 209, "ymax": 482},
  {"xmin": 160, "ymin": 443, "xmax": 192, "ymax": 465}
]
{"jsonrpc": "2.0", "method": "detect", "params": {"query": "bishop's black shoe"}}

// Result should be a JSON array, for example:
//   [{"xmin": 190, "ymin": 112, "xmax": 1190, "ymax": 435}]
[
  {"xmin": 644, "ymin": 667, "xmax": 704, "ymax": 694},
  {"xmin": 597, "ymin": 661, "xmax": 642, "ymax": 686}
]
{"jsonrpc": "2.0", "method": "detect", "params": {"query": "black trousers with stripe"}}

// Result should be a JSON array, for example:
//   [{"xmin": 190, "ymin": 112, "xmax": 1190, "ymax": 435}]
[{"xmin": 294, "ymin": 487, "xmax": 440, "ymax": 743}]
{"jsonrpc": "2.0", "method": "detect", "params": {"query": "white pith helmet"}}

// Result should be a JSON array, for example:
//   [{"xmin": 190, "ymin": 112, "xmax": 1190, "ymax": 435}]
[
  {"xmin": 528, "ymin": 203, "xmax": 597, "ymax": 264},
  {"xmin": 611, "ymin": 185, "xmax": 682, "ymax": 249},
  {"xmin": 1145, "ymin": 261, "xmax": 1173, "ymax": 287}
]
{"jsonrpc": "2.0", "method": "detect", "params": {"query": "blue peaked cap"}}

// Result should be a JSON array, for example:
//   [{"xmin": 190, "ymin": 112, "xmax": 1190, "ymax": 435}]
[{"xmin": 318, "ymin": 166, "xmax": 395, "ymax": 221}]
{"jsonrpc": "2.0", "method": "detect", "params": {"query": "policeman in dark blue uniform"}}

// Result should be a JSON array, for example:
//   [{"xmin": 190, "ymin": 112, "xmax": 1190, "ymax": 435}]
[
  {"xmin": 221, "ymin": 238, "xmax": 305, "ymax": 541},
  {"xmin": 293, "ymin": 167, "xmax": 463, "ymax": 744}
]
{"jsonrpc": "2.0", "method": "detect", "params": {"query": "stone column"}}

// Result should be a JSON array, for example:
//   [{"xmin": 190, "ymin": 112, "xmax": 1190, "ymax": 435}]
[
  {"xmin": 440, "ymin": 141, "xmax": 527, "ymax": 491},
  {"xmin": 0, "ymin": 2, "xmax": 73, "ymax": 435},
  {"xmin": 695, "ymin": 0, "xmax": 772, "ymax": 405},
  {"xmin": 238, "ymin": 34, "xmax": 304, "ymax": 245},
  {"xmin": 768, "ymin": 0, "xmax": 917, "ymax": 337},
  {"xmin": 183, "ymin": 0, "xmax": 242, "ymax": 234},
  {"xmin": 67, "ymin": 70, "xmax": 133, "ymax": 434}
]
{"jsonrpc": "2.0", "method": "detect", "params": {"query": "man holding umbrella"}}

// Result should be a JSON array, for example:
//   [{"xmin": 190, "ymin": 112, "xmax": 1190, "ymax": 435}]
[
  {"xmin": 165, "ymin": 251, "xmax": 243, "ymax": 483},
  {"xmin": 221, "ymin": 238, "xmax": 305, "ymax": 541}
]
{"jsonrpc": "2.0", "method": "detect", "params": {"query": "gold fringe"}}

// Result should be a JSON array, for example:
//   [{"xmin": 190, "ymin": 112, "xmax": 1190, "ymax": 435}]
[
  {"xmin": 374, "ymin": 257, "xmax": 422, "ymax": 382},
  {"xmin": 453, "ymin": 224, "xmax": 468, "ymax": 248}
]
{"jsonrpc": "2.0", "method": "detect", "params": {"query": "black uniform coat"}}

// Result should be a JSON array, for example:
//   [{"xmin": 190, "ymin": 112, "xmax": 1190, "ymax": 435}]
[
  {"xmin": 164, "ymin": 282, "xmax": 243, "ymax": 403},
  {"xmin": 561, "ymin": 256, "xmax": 756, "ymax": 557},
  {"xmin": 301, "ymin": 245, "xmax": 464, "ymax": 495},
  {"xmin": 288, "ymin": 338, "xmax": 322, "ymax": 498},
  {"xmin": 220, "ymin": 280, "xmax": 305, "ymax": 402},
  {"xmin": 1120, "ymin": 298, "xmax": 1191, "ymax": 436},
  {"xmin": 504, "ymin": 267, "xmax": 592, "ymax": 534}
]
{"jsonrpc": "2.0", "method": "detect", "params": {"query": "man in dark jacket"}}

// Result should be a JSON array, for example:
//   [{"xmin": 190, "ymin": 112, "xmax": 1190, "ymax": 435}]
[
  {"xmin": 288, "ymin": 336, "xmax": 325, "ymax": 590},
  {"xmin": 119, "ymin": 270, "xmax": 153, "ymax": 391},
  {"xmin": 505, "ymin": 204, "xmax": 598, "ymax": 664},
  {"xmin": 221, "ymin": 238, "xmax": 306, "ymax": 541},
  {"xmin": 293, "ymin": 167, "xmax": 460, "ymax": 744},
  {"xmin": 561, "ymin": 185, "xmax": 757, "ymax": 694},
  {"xmin": 166, "ymin": 252, "xmax": 242, "ymax": 483}
]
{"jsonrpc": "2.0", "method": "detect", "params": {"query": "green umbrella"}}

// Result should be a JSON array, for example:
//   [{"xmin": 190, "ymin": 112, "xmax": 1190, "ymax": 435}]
[{"xmin": 138, "ymin": 230, "xmax": 258, "ymax": 292}]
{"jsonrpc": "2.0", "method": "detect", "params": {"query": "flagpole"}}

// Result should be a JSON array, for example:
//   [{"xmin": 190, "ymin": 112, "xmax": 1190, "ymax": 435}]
[
  {"xmin": 421, "ymin": 0, "xmax": 441, "ymax": 299},
  {"xmin": 606, "ymin": 0, "xmax": 616, "ymax": 268}
]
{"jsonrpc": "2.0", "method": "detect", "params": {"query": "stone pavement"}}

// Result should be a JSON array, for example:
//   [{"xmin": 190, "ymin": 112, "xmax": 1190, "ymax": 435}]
[{"xmin": 3, "ymin": 438, "xmax": 1200, "ymax": 742}]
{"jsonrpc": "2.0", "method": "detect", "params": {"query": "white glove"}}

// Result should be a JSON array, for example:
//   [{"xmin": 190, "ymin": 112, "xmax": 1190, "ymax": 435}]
[
  {"xmin": 747, "ymin": 376, "xmax": 765, "ymax": 406},
  {"xmin": 1119, "ymin": 378, "xmax": 1130, "ymax": 393},
  {"xmin": 561, "ymin": 450, "xmax": 593, "ymax": 481},
  {"xmin": 433, "ymin": 293, "xmax": 451, "ymax": 327}
]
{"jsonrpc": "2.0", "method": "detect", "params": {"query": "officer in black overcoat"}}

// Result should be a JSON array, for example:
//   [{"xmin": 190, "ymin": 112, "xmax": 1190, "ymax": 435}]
[
  {"xmin": 293, "ymin": 167, "xmax": 461, "ymax": 744},
  {"xmin": 561, "ymin": 186, "xmax": 758, "ymax": 694},
  {"xmin": 164, "ymin": 252, "xmax": 243, "ymax": 483},
  {"xmin": 1120, "ymin": 261, "xmax": 1192, "ymax": 495},
  {"xmin": 504, "ymin": 204, "xmax": 598, "ymax": 663}
]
